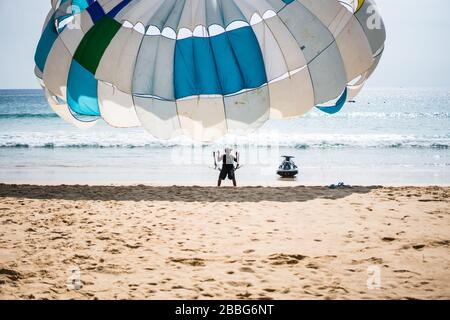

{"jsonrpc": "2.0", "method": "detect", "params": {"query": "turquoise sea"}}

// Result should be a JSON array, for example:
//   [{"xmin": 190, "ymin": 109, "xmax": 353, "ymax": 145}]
[{"xmin": 0, "ymin": 88, "xmax": 448, "ymax": 185}]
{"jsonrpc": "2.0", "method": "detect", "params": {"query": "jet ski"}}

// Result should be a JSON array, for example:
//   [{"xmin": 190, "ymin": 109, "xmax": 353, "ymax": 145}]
[{"xmin": 277, "ymin": 156, "xmax": 299, "ymax": 178}]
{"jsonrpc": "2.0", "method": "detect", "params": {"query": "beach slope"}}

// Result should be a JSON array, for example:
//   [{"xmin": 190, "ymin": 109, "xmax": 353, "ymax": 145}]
[{"xmin": 0, "ymin": 184, "xmax": 449, "ymax": 299}]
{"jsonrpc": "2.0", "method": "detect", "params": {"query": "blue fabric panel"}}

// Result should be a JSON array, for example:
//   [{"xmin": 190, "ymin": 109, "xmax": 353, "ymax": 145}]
[
  {"xmin": 282, "ymin": 0, "xmax": 295, "ymax": 4},
  {"xmin": 210, "ymin": 33, "xmax": 244, "ymax": 96},
  {"xmin": 87, "ymin": 1, "xmax": 105, "ymax": 23},
  {"xmin": 316, "ymin": 88, "xmax": 348, "ymax": 114},
  {"xmin": 72, "ymin": 0, "xmax": 90, "ymax": 11},
  {"xmin": 60, "ymin": 0, "xmax": 94, "ymax": 10},
  {"xmin": 174, "ymin": 26, "xmax": 267, "ymax": 99},
  {"xmin": 193, "ymin": 37, "xmax": 222, "ymax": 96},
  {"xmin": 108, "ymin": 0, "xmax": 132, "ymax": 18},
  {"xmin": 34, "ymin": 14, "xmax": 58, "ymax": 73},
  {"xmin": 174, "ymin": 38, "xmax": 197, "ymax": 99},
  {"xmin": 174, "ymin": 37, "xmax": 222, "ymax": 99},
  {"xmin": 67, "ymin": 60, "xmax": 100, "ymax": 116},
  {"xmin": 227, "ymin": 26, "xmax": 267, "ymax": 90}
]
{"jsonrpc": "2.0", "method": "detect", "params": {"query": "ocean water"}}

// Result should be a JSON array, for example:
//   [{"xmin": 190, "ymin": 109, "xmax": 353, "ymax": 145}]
[{"xmin": 0, "ymin": 88, "xmax": 448, "ymax": 185}]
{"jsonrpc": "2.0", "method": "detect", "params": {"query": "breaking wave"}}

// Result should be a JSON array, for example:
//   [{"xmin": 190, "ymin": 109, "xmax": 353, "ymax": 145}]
[{"xmin": 0, "ymin": 132, "xmax": 448, "ymax": 149}]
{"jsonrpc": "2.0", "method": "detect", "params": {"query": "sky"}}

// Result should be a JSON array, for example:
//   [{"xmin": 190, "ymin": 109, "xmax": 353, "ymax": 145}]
[{"xmin": 0, "ymin": 0, "xmax": 449, "ymax": 89}]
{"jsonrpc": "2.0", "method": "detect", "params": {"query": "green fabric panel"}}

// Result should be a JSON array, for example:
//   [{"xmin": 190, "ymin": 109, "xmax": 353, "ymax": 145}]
[{"xmin": 74, "ymin": 16, "xmax": 122, "ymax": 75}]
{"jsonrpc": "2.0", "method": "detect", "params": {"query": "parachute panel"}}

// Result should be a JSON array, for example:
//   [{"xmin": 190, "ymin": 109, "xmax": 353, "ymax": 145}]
[
  {"xmin": 225, "ymin": 86, "xmax": 270, "ymax": 134},
  {"xmin": 43, "ymin": 37, "xmax": 72, "ymax": 100},
  {"xmin": 269, "ymin": 68, "xmax": 314, "ymax": 119},
  {"xmin": 98, "ymin": 82, "xmax": 140, "ymax": 127},
  {"xmin": 177, "ymin": 97, "xmax": 227, "ymax": 142},
  {"xmin": 134, "ymin": 96, "xmax": 182, "ymax": 140}
]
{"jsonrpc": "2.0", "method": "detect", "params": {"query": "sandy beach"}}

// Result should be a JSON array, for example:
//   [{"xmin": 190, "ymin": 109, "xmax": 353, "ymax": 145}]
[{"xmin": 0, "ymin": 183, "xmax": 448, "ymax": 300}]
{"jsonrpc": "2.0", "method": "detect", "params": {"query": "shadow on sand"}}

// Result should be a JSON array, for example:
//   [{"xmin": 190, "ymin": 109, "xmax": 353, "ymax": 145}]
[{"xmin": 0, "ymin": 184, "xmax": 381, "ymax": 203}]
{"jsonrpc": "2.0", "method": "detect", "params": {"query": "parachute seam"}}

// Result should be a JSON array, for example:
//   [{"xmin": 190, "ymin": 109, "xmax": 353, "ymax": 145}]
[
  {"xmin": 113, "ymin": 0, "xmax": 138, "ymax": 21},
  {"xmin": 237, "ymin": 0, "xmax": 279, "ymax": 120},
  {"xmin": 279, "ymin": 2, "xmax": 347, "ymax": 104},
  {"xmin": 274, "ymin": 4, "xmax": 317, "ymax": 107},
  {"xmin": 165, "ymin": 0, "xmax": 185, "ymax": 137},
  {"xmin": 129, "ymin": 17, "xmax": 148, "ymax": 130},
  {"xmin": 209, "ymin": 0, "xmax": 229, "ymax": 134}
]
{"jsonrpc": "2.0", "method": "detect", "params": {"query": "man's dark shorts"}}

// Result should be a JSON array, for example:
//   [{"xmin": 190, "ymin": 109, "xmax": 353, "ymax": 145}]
[{"xmin": 219, "ymin": 164, "xmax": 235, "ymax": 180}]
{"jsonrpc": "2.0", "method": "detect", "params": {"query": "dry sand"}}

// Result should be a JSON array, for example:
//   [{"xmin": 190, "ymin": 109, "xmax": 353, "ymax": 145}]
[{"xmin": 0, "ymin": 184, "xmax": 449, "ymax": 300}]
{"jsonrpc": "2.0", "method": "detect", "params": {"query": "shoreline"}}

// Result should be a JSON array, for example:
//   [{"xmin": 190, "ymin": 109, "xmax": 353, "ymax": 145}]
[{"xmin": 1, "ymin": 182, "xmax": 449, "ymax": 187}]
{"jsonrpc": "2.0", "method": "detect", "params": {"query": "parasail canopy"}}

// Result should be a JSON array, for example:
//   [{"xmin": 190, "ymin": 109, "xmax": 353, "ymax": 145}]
[{"xmin": 35, "ymin": 0, "xmax": 386, "ymax": 141}]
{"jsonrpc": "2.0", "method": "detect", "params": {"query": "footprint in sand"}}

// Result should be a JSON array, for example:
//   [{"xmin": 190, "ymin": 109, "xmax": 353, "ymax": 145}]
[
  {"xmin": 0, "ymin": 268, "xmax": 22, "ymax": 281},
  {"xmin": 168, "ymin": 257, "xmax": 205, "ymax": 267},
  {"xmin": 393, "ymin": 269, "xmax": 421, "ymax": 275},
  {"xmin": 306, "ymin": 262, "xmax": 319, "ymax": 269},
  {"xmin": 351, "ymin": 257, "xmax": 383, "ymax": 265},
  {"xmin": 430, "ymin": 240, "xmax": 449, "ymax": 247},
  {"xmin": 97, "ymin": 236, "xmax": 110, "ymax": 241},
  {"xmin": 239, "ymin": 267, "xmax": 254, "ymax": 273},
  {"xmin": 236, "ymin": 292, "xmax": 252, "ymax": 299},
  {"xmin": 268, "ymin": 254, "xmax": 307, "ymax": 265},
  {"xmin": 125, "ymin": 243, "xmax": 142, "ymax": 249},
  {"xmin": 228, "ymin": 281, "xmax": 252, "ymax": 288}
]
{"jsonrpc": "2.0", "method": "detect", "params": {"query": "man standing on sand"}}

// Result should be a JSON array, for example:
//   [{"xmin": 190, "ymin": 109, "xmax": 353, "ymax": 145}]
[{"xmin": 216, "ymin": 148, "xmax": 239, "ymax": 187}]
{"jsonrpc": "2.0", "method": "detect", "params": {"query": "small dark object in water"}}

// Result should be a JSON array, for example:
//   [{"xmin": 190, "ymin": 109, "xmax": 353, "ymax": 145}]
[{"xmin": 277, "ymin": 156, "xmax": 298, "ymax": 178}]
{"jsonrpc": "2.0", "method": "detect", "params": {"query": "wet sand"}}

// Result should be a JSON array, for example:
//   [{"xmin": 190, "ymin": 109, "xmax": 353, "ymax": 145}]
[{"xmin": 0, "ymin": 184, "xmax": 449, "ymax": 300}]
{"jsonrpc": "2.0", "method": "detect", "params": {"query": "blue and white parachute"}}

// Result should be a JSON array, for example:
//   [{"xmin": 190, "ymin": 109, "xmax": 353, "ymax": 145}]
[{"xmin": 35, "ymin": 0, "xmax": 386, "ymax": 141}]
